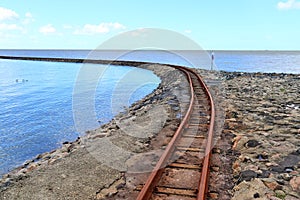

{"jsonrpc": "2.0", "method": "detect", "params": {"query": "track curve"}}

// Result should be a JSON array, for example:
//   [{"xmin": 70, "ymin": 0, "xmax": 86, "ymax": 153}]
[{"xmin": 136, "ymin": 66, "xmax": 215, "ymax": 200}]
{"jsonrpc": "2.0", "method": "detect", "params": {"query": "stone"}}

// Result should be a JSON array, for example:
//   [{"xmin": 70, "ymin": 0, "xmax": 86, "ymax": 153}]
[
  {"xmin": 209, "ymin": 192, "xmax": 218, "ymax": 199},
  {"xmin": 232, "ymin": 136, "xmax": 248, "ymax": 150},
  {"xmin": 239, "ymin": 170, "xmax": 257, "ymax": 182},
  {"xmin": 232, "ymin": 179, "xmax": 272, "ymax": 200},
  {"xmin": 245, "ymin": 139, "xmax": 260, "ymax": 148},
  {"xmin": 27, "ymin": 163, "xmax": 38, "ymax": 172},
  {"xmin": 245, "ymin": 164, "xmax": 259, "ymax": 171},
  {"xmin": 258, "ymin": 170, "xmax": 271, "ymax": 178},
  {"xmin": 262, "ymin": 179, "xmax": 282, "ymax": 191},
  {"xmin": 271, "ymin": 166, "xmax": 285, "ymax": 173},
  {"xmin": 266, "ymin": 162, "xmax": 278, "ymax": 167},
  {"xmin": 253, "ymin": 192, "xmax": 260, "ymax": 198},
  {"xmin": 289, "ymin": 176, "xmax": 300, "ymax": 191},
  {"xmin": 232, "ymin": 161, "xmax": 241, "ymax": 176},
  {"xmin": 212, "ymin": 166, "xmax": 220, "ymax": 172},
  {"xmin": 282, "ymin": 173, "xmax": 293, "ymax": 181},
  {"xmin": 285, "ymin": 195, "xmax": 300, "ymax": 200}
]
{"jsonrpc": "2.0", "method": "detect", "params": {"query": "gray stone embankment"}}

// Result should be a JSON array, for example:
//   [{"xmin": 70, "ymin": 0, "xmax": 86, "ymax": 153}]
[
  {"xmin": 224, "ymin": 72, "xmax": 300, "ymax": 200},
  {"xmin": 0, "ymin": 63, "xmax": 190, "ymax": 200}
]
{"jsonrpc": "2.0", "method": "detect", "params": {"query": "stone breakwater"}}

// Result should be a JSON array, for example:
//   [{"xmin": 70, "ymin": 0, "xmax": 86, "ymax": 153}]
[{"xmin": 224, "ymin": 72, "xmax": 300, "ymax": 200}]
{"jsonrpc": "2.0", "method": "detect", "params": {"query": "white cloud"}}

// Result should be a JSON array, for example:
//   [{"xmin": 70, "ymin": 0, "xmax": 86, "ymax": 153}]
[
  {"xmin": 74, "ymin": 22, "xmax": 126, "ymax": 35},
  {"xmin": 277, "ymin": 0, "xmax": 300, "ymax": 10},
  {"xmin": 112, "ymin": 22, "xmax": 126, "ymax": 29},
  {"xmin": 0, "ymin": 8, "xmax": 33, "ymax": 41},
  {"xmin": 0, "ymin": 23, "xmax": 22, "ymax": 31},
  {"xmin": 39, "ymin": 24, "xmax": 57, "ymax": 35},
  {"xmin": 22, "ymin": 12, "xmax": 35, "ymax": 25},
  {"xmin": 0, "ymin": 7, "xmax": 19, "ymax": 21},
  {"xmin": 25, "ymin": 12, "xmax": 33, "ymax": 18},
  {"xmin": 184, "ymin": 30, "xmax": 192, "ymax": 34}
]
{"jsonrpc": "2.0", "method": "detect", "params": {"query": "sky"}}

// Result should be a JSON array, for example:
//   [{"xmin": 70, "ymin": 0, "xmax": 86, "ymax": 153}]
[{"xmin": 0, "ymin": 0, "xmax": 299, "ymax": 50}]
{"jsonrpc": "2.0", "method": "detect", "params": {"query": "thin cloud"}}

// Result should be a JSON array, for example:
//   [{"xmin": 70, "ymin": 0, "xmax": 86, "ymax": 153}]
[
  {"xmin": 73, "ymin": 22, "xmax": 126, "ymax": 35},
  {"xmin": 0, "ymin": 7, "xmax": 19, "ymax": 21},
  {"xmin": 22, "ymin": 12, "xmax": 35, "ymax": 25},
  {"xmin": 25, "ymin": 12, "xmax": 33, "ymax": 18},
  {"xmin": 0, "ymin": 8, "xmax": 33, "ymax": 34},
  {"xmin": 0, "ymin": 23, "xmax": 22, "ymax": 31},
  {"xmin": 39, "ymin": 24, "xmax": 57, "ymax": 35},
  {"xmin": 277, "ymin": 0, "xmax": 300, "ymax": 10}
]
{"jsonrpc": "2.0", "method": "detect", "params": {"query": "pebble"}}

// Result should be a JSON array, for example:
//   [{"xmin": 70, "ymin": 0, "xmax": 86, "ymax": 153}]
[
  {"xmin": 289, "ymin": 176, "xmax": 300, "ymax": 191},
  {"xmin": 245, "ymin": 139, "xmax": 260, "ymax": 148},
  {"xmin": 239, "ymin": 170, "xmax": 257, "ymax": 182},
  {"xmin": 209, "ymin": 192, "xmax": 218, "ymax": 199},
  {"xmin": 263, "ymin": 179, "xmax": 282, "ymax": 191}
]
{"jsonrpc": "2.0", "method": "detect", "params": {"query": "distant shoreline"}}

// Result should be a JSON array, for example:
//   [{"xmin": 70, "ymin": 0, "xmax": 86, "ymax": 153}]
[
  {"xmin": 0, "ymin": 54, "xmax": 300, "ymax": 75},
  {"xmin": 1, "ymin": 49, "xmax": 300, "ymax": 52},
  {"xmin": 0, "ymin": 55, "xmax": 154, "ymax": 66}
]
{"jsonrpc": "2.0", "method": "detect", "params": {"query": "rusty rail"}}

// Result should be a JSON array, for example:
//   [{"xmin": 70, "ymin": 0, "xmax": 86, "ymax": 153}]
[
  {"xmin": 194, "ymin": 70, "xmax": 215, "ymax": 200},
  {"xmin": 136, "ymin": 67, "xmax": 195, "ymax": 200},
  {"xmin": 136, "ymin": 66, "xmax": 216, "ymax": 200}
]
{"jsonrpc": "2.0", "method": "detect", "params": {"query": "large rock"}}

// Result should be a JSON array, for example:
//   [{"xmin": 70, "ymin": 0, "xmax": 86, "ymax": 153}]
[
  {"xmin": 289, "ymin": 176, "xmax": 300, "ymax": 191},
  {"xmin": 232, "ymin": 178, "xmax": 272, "ymax": 200}
]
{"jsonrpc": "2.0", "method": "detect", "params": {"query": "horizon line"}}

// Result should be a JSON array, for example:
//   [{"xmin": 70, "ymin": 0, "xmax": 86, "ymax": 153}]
[{"xmin": 1, "ymin": 49, "xmax": 300, "ymax": 52}]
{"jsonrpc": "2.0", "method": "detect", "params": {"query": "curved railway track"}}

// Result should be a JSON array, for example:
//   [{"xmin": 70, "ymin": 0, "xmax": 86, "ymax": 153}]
[
  {"xmin": 136, "ymin": 66, "xmax": 216, "ymax": 200},
  {"xmin": 0, "ymin": 56, "xmax": 216, "ymax": 199}
]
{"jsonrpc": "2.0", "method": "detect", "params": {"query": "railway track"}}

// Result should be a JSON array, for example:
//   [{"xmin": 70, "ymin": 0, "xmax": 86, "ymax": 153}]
[
  {"xmin": 136, "ymin": 66, "xmax": 216, "ymax": 200},
  {"xmin": 0, "ymin": 56, "xmax": 216, "ymax": 199}
]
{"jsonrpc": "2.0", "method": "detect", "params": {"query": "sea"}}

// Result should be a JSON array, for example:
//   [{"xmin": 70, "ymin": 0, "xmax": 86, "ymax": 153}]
[{"xmin": 0, "ymin": 50, "xmax": 300, "ymax": 176}]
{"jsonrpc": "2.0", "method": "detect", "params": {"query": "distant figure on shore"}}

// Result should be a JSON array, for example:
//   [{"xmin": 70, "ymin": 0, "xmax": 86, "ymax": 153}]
[{"xmin": 211, "ymin": 51, "xmax": 215, "ymax": 70}]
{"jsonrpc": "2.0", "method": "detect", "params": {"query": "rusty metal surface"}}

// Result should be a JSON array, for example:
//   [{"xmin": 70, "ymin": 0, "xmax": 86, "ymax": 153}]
[
  {"xmin": 194, "ymin": 70, "xmax": 216, "ymax": 200},
  {"xmin": 136, "ymin": 68, "xmax": 195, "ymax": 200},
  {"xmin": 136, "ymin": 66, "xmax": 216, "ymax": 200}
]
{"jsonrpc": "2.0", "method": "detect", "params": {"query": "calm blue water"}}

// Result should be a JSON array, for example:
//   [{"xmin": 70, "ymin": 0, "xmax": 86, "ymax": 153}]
[{"xmin": 0, "ymin": 50, "xmax": 300, "ymax": 176}]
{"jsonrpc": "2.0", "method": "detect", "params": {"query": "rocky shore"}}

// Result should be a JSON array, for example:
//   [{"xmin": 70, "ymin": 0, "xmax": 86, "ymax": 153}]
[
  {"xmin": 224, "ymin": 72, "xmax": 300, "ymax": 200},
  {"xmin": 0, "ymin": 62, "xmax": 299, "ymax": 200}
]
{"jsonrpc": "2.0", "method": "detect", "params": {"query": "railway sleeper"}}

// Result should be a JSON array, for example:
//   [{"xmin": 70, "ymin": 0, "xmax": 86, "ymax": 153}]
[{"xmin": 154, "ymin": 186, "xmax": 197, "ymax": 197}]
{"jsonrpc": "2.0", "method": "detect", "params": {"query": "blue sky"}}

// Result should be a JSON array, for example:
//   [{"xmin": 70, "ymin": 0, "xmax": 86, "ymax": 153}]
[{"xmin": 0, "ymin": 0, "xmax": 299, "ymax": 50}]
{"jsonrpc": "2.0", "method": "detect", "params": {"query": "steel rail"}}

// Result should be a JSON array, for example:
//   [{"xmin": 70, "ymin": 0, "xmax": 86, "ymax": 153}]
[
  {"xmin": 136, "ymin": 67, "xmax": 195, "ymax": 200},
  {"xmin": 193, "ymin": 70, "xmax": 215, "ymax": 200},
  {"xmin": 136, "ymin": 66, "xmax": 216, "ymax": 200}
]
